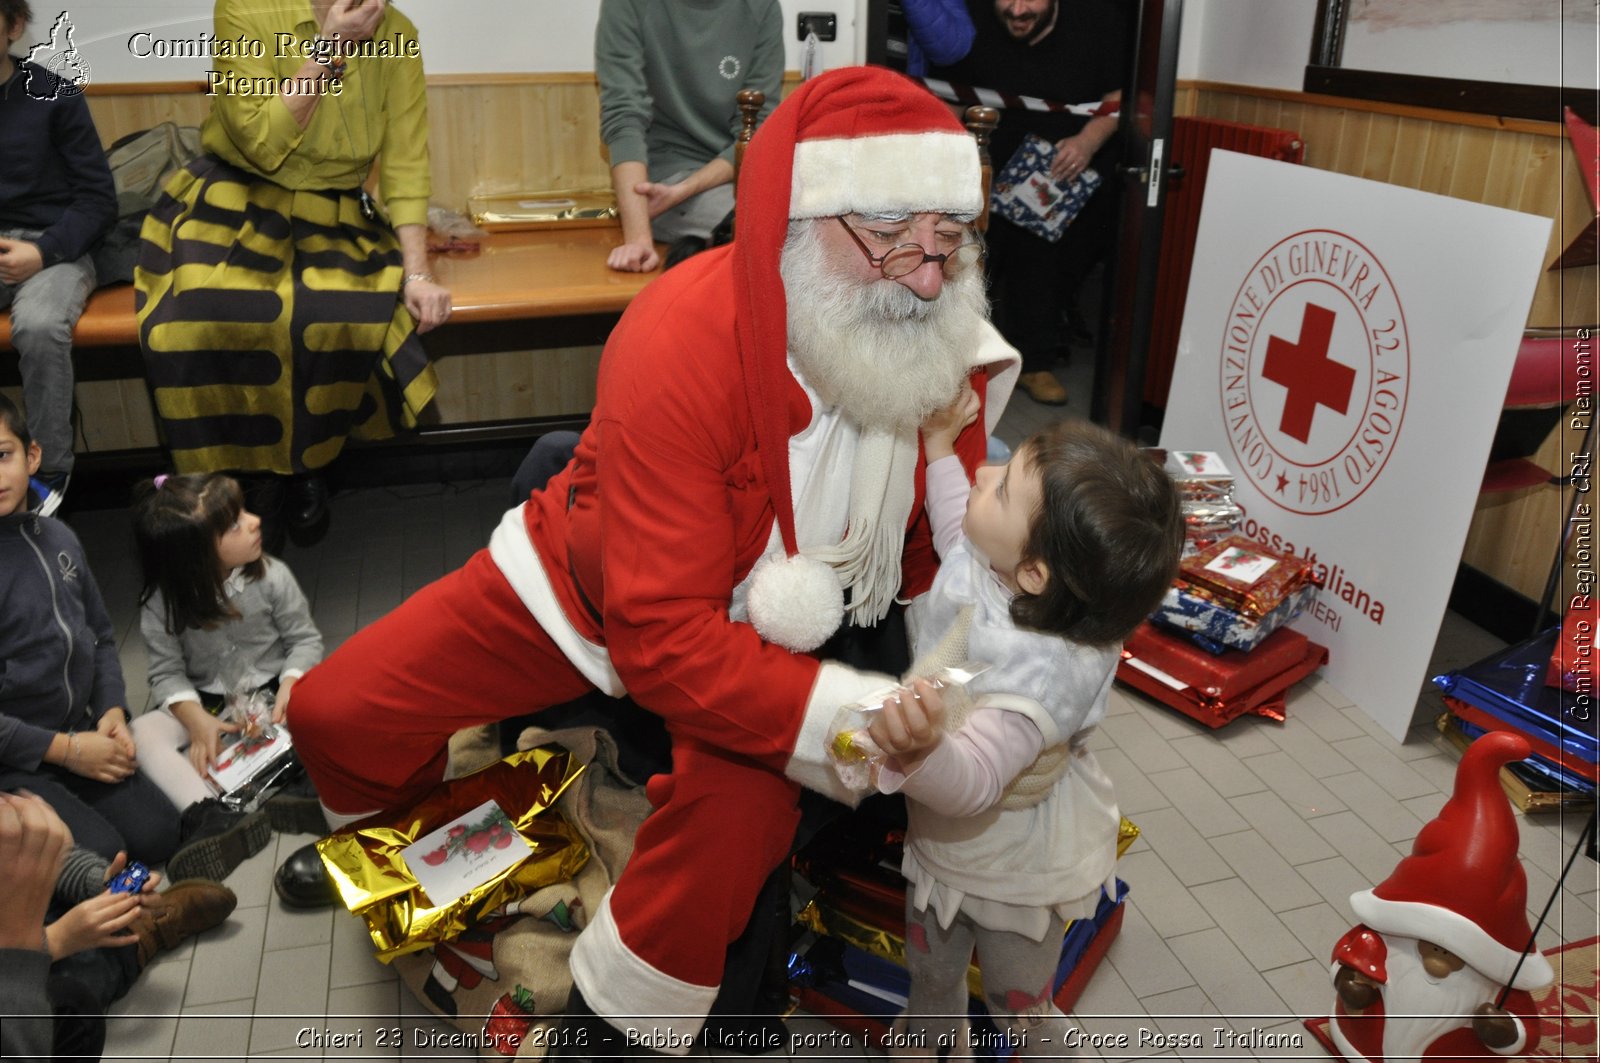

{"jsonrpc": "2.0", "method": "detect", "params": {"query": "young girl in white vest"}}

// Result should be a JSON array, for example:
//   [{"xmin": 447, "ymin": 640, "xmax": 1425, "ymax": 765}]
[
  {"xmin": 855, "ymin": 393, "xmax": 1184, "ymax": 1052},
  {"xmin": 129, "ymin": 473, "xmax": 324, "ymax": 882}
]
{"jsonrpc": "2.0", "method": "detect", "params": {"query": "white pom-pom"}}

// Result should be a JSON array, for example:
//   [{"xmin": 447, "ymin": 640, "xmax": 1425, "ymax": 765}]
[{"xmin": 747, "ymin": 553, "xmax": 844, "ymax": 653}]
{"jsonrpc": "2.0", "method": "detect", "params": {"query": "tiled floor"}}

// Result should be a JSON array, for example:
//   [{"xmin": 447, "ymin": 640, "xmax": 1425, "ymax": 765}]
[{"xmin": 74, "ymin": 363, "xmax": 1599, "ymax": 1060}]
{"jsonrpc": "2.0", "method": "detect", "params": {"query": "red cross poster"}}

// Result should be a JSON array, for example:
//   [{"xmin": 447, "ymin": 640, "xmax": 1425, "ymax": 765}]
[{"xmin": 1159, "ymin": 151, "xmax": 1552, "ymax": 741}]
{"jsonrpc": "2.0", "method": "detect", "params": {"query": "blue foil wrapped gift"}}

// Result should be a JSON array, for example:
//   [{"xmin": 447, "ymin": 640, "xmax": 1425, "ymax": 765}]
[
  {"xmin": 1433, "ymin": 627, "xmax": 1599, "ymax": 775},
  {"xmin": 1150, "ymin": 582, "xmax": 1319, "ymax": 655}
]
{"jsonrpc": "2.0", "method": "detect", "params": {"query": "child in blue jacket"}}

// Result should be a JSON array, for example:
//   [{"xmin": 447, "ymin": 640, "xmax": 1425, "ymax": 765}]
[{"xmin": 0, "ymin": 394, "xmax": 180, "ymax": 863}]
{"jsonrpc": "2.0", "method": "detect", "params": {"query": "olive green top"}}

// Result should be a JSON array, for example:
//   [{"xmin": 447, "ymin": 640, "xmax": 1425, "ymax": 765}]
[{"xmin": 200, "ymin": 0, "xmax": 431, "ymax": 227}]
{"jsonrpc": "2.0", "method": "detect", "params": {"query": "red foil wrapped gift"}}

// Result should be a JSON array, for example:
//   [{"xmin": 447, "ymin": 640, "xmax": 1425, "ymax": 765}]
[
  {"xmin": 1123, "ymin": 622, "xmax": 1313, "ymax": 702},
  {"xmin": 1178, "ymin": 535, "xmax": 1316, "ymax": 621},
  {"xmin": 1546, "ymin": 598, "xmax": 1597, "ymax": 693},
  {"xmin": 1118, "ymin": 633, "xmax": 1330, "ymax": 728}
]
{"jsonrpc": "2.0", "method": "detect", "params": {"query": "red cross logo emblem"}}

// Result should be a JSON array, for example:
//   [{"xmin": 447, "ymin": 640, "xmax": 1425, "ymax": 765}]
[
  {"xmin": 1218, "ymin": 229, "xmax": 1409, "ymax": 516},
  {"xmin": 1260, "ymin": 303, "xmax": 1356, "ymax": 444}
]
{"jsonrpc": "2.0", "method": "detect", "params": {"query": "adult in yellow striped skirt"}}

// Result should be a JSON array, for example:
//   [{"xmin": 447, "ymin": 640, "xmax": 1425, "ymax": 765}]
[{"xmin": 136, "ymin": 0, "xmax": 448, "ymax": 541}]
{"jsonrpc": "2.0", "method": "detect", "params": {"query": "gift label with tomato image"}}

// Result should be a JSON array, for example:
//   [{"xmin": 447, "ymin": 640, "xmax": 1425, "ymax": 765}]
[{"xmin": 401, "ymin": 800, "xmax": 535, "ymax": 909}]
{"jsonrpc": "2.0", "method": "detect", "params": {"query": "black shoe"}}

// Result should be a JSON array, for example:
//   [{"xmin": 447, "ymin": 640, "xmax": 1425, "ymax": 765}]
[
  {"xmin": 167, "ymin": 799, "xmax": 272, "ymax": 883},
  {"xmin": 264, "ymin": 768, "xmax": 326, "ymax": 835},
  {"xmin": 549, "ymin": 985, "xmax": 639, "ymax": 1060},
  {"xmin": 242, "ymin": 474, "xmax": 288, "ymax": 555},
  {"xmin": 273, "ymin": 840, "xmax": 340, "ymax": 909},
  {"xmin": 287, "ymin": 473, "xmax": 329, "ymax": 531}
]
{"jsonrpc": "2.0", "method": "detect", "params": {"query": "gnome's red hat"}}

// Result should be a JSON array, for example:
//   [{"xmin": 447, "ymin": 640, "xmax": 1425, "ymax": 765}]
[
  {"xmin": 731, "ymin": 66, "xmax": 982, "ymax": 652},
  {"xmin": 1350, "ymin": 731, "xmax": 1553, "ymax": 989}
]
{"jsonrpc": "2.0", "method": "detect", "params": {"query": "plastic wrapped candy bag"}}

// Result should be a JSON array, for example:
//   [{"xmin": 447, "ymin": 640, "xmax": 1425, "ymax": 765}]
[{"xmin": 827, "ymin": 664, "xmax": 989, "ymax": 791}]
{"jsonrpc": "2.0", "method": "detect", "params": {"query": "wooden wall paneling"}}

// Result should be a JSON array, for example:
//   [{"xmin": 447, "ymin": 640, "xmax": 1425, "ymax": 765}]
[
  {"xmin": 428, "ymin": 346, "xmax": 603, "ymax": 423},
  {"xmin": 1385, "ymin": 116, "xmax": 1432, "ymax": 190},
  {"xmin": 1415, "ymin": 119, "xmax": 1463, "ymax": 196},
  {"xmin": 1357, "ymin": 112, "xmax": 1400, "ymax": 183}
]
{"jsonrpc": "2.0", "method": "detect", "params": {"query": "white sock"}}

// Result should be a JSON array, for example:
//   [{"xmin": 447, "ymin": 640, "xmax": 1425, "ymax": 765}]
[{"xmin": 321, "ymin": 802, "xmax": 378, "ymax": 831}]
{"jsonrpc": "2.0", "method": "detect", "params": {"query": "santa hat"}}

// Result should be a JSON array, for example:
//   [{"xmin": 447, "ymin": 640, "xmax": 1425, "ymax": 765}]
[
  {"xmin": 1350, "ymin": 731, "xmax": 1553, "ymax": 990},
  {"xmin": 733, "ymin": 66, "xmax": 982, "ymax": 652}
]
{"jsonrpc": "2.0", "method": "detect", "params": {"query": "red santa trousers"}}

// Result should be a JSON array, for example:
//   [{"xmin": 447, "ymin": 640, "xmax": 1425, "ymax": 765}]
[{"xmin": 288, "ymin": 548, "xmax": 803, "ymax": 1020}]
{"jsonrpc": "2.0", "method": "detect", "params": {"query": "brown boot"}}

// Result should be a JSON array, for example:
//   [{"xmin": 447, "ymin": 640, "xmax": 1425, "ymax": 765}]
[
  {"xmin": 1017, "ymin": 370, "xmax": 1069, "ymax": 405},
  {"xmin": 133, "ymin": 879, "xmax": 238, "ymax": 968}
]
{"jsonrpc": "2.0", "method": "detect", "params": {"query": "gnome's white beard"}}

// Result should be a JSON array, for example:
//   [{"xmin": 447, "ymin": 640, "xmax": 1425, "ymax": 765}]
[
  {"xmin": 781, "ymin": 219, "xmax": 986, "ymax": 434},
  {"xmin": 1377, "ymin": 936, "xmax": 1499, "ymax": 1062}
]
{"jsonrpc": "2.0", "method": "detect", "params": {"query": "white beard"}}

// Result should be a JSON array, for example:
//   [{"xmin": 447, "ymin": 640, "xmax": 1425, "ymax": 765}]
[
  {"xmin": 780, "ymin": 219, "xmax": 988, "ymax": 433},
  {"xmin": 1377, "ymin": 936, "xmax": 1499, "ymax": 1062}
]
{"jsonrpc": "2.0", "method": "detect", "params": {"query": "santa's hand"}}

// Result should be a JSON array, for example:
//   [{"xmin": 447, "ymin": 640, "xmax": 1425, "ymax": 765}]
[
  {"xmin": 1333, "ymin": 966, "xmax": 1380, "ymax": 1010},
  {"xmin": 1472, "ymin": 1003, "xmax": 1518, "ymax": 1050}
]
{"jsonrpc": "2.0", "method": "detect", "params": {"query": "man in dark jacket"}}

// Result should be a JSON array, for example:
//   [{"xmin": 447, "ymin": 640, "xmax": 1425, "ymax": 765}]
[
  {"xmin": 933, "ymin": 0, "xmax": 1127, "ymax": 406},
  {"xmin": 0, "ymin": 0, "xmax": 115, "ymax": 513}
]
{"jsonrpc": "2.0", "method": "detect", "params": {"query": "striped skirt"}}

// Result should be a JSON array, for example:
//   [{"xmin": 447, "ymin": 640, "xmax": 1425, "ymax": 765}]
[{"xmin": 136, "ymin": 155, "xmax": 438, "ymax": 475}]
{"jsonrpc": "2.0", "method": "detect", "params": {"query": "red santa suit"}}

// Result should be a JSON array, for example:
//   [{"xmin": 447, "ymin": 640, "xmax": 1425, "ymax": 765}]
[
  {"xmin": 288, "ymin": 66, "xmax": 1019, "ymax": 1046},
  {"xmin": 1329, "ymin": 732, "xmax": 1552, "ymax": 1062}
]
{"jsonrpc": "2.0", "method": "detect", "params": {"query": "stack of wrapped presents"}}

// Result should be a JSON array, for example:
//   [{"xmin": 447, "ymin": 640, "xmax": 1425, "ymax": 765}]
[
  {"xmin": 787, "ymin": 815, "xmax": 1137, "ymax": 1056},
  {"xmin": 1115, "ymin": 452, "xmax": 1329, "ymax": 728}
]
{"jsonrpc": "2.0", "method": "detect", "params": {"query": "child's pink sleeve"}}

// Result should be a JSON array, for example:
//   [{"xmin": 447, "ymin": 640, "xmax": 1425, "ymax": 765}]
[
  {"xmin": 877, "ymin": 707, "xmax": 1045, "ymax": 817},
  {"xmin": 924, "ymin": 454, "xmax": 971, "ymax": 559}
]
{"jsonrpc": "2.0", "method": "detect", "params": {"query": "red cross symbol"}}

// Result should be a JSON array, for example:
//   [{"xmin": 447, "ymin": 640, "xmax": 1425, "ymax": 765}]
[{"xmin": 1261, "ymin": 302, "xmax": 1355, "ymax": 444}]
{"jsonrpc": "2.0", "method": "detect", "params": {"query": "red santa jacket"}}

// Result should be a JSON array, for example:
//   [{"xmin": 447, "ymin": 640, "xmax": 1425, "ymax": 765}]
[{"xmin": 522, "ymin": 245, "xmax": 990, "ymax": 773}]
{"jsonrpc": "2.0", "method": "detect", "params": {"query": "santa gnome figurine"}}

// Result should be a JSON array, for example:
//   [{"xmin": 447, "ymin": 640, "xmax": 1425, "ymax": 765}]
[{"xmin": 1327, "ymin": 730, "xmax": 1553, "ymax": 1061}]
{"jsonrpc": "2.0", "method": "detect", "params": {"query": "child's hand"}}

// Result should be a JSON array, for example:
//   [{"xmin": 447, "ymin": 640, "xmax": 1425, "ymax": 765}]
[
  {"xmin": 866, "ymin": 678, "xmax": 947, "ymax": 765},
  {"xmin": 71, "ymin": 732, "xmax": 136, "ymax": 783},
  {"xmin": 97, "ymin": 708, "xmax": 137, "ymax": 759},
  {"xmin": 920, "ymin": 382, "xmax": 980, "ymax": 461},
  {"xmin": 45, "ymin": 889, "xmax": 142, "ymax": 959},
  {"xmin": 272, "ymin": 677, "xmax": 297, "ymax": 726},
  {"xmin": 101, "ymin": 850, "xmax": 161, "ymax": 897},
  {"xmin": 181, "ymin": 709, "xmax": 241, "ymax": 777}
]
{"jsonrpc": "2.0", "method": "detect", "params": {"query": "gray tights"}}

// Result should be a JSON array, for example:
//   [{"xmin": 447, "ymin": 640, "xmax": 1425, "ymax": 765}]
[{"xmin": 900, "ymin": 898, "xmax": 1080, "ymax": 1059}]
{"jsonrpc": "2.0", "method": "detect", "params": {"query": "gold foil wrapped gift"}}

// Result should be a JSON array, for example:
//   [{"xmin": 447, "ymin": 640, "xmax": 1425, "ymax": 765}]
[
  {"xmin": 1178, "ymin": 535, "xmax": 1316, "ymax": 621},
  {"xmin": 316, "ymin": 747, "xmax": 589, "ymax": 961},
  {"xmin": 467, "ymin": 189, "xmax": 619, "ymax": 231}
]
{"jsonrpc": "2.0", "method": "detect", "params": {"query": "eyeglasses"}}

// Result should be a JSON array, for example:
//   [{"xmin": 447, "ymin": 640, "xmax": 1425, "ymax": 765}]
[{"xmin": 836, "ymin": 217, "xmax": 985, "ymax": 280}]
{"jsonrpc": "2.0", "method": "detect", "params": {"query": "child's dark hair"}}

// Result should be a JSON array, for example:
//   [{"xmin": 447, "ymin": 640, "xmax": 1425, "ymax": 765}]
[
  {"xmin": 134, "ymin": 473, "xmax": 264, "ymax": 633},
  {"xmin": 0, "ymin": 1, "xmax": 32, "ymax": 35},
  {"xmin": 0, "ymin": 392, "xmax": 32, "ymax": 450},
  {"xmin": 1010, "ymin": 421, "xmax": 1185, "ymax": 645}
]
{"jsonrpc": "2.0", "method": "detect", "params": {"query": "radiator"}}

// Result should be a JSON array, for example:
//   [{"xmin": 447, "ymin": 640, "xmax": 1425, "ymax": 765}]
[{"xmin": 1144, "ymin": 117, "xmax": 1305, "ymax": 407}]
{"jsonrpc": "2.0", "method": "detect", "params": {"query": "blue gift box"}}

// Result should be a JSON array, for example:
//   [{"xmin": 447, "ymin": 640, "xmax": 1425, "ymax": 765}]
[
  {"xmin": 1433, "ymin": 628, "xmax": 1599, "ymax": 768},
  {"xmin": 1150, "ymin": 582, "xmax": 1319, "ymax": 654},
  {"xmin": 990, "ymin": 133, "xmax": 1102, "ymax": 243}
]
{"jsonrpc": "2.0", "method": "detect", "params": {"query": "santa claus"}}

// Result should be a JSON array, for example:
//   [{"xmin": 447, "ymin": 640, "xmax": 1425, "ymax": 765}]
[
  {"xmin": 280, "ymin": 65, "xmax": 1020, "ymax": 1055},
  {"xmin": 1329, "ymin": 731, "xmax": 1553, "ymax": 1062}
]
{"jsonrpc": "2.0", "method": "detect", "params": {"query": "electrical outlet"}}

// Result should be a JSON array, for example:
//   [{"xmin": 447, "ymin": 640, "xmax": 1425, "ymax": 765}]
[{"xmin": 797, "ymin": 12, "xmax": 837, "ymax": 41}]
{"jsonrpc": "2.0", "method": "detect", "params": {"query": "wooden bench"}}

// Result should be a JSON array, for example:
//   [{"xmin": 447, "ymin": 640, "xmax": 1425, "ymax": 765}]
[
  {"xmin": 0, "ymin": 227, "xmax": 659, "ymax": 463},
  {"xmin": 0, "ymin": 227, "xmax": 655, "ymax": 351}
]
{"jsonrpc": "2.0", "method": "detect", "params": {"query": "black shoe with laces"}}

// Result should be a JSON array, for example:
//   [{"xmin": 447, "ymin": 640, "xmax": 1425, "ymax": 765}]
[
  {"xmin": 167, "ymin": 798, "xmax": 271, "ymax": 883},
  {"xmin": 265, "ymin": 768, "xmax": 326, "ymax": 835}
]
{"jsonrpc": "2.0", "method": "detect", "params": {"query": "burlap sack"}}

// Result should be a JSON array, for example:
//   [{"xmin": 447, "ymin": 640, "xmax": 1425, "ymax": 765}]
[{"xmin": 391, "ymin": 725, "xmax": 652, "ymax": 1058}]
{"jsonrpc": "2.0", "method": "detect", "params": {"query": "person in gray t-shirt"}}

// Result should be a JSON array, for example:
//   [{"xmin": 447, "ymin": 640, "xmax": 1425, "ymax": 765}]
[{"xmin": 595, "ymin": 0, "xmax": 783, "ymax": 271}]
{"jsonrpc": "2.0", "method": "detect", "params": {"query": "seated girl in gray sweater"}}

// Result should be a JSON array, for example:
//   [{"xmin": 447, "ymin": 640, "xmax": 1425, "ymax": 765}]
[{"xmin": 129, "ymin": 473, "xmax": 323, "ymax": 881}]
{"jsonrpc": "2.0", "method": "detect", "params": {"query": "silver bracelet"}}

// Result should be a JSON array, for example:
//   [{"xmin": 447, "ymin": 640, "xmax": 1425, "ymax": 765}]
[
  {"xmin": 62, "ymin": 731, "xmax": 80, "ymax": 769},
  {"xmin": 403, "ymin": 272, "xmax": 435, "ymax": 287}
]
